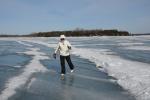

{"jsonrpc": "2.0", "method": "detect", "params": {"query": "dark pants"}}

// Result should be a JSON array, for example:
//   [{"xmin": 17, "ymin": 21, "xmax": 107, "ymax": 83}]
[{"xmin": 60, "ymin": 55, "xmax": 74, "ymax": 74}]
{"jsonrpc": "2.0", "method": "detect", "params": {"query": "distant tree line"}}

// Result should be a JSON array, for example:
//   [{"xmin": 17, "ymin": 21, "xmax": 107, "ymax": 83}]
[
  {"xmin": 0, "ymin": 34, "xmax": 22, "ymax": 37},
  {"xmin": 28, "ymin": 29, "xmax": 129, "ymax": 37},
  {"xmin": 131, "ymin": 33, "xmax": 150, "ymax": 36},
  {"xmin": 0, "ymin": 29, "xmax": 130, "ymax": 37}
]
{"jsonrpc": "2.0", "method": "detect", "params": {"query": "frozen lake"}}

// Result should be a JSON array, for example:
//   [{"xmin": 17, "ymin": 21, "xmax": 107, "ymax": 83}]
[{"xmin": 0, "ymin": 36, "xmax": 150, "ymax": 100}]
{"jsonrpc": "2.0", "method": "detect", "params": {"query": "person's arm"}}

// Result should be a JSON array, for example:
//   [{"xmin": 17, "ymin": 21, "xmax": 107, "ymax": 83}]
[
  {"xmin": 53, "ymin": 43, "xmax": 60, "ymax": 59},
  {"xmin": 67, "ymin": 41, "xmax": 72, "ymax": 50},
  {"xmin": 54, "ymin": 43, "xmax": 60, "ymax": 54}
]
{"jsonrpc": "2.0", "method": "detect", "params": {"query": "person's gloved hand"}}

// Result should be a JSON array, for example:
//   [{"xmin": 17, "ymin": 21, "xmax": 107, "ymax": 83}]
[
  {"xmin": 53, "ymin": 53, "xmax": 56, "ymax": 59},
  {"xmin": 68, "ymin": 46, "xmax": 71, "ymax": 50}
]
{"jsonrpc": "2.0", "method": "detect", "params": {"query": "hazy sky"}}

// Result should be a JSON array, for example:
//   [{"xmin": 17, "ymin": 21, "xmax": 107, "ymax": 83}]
[{"xmin": 0, "ymin": 0, "xmax": 150, "ymax": 34}]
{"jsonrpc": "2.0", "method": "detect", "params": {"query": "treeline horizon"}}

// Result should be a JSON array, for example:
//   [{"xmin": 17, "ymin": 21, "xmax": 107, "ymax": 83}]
[
  {"xmin": 28, "ymin": 29, "xmax": 130, "ymax": 37},
  {"xmin": 0, "ymin": 29, "xmax": 130, "ymax": 37}
]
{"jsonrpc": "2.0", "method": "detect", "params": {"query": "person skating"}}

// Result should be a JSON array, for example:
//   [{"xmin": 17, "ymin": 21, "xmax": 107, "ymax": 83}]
[{"xmin": 53, "ymin": 35, "xmax": 74, "ymax": 77}]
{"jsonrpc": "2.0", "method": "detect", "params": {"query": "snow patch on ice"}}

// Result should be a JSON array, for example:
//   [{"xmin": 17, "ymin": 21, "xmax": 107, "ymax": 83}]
[
  {"xmin": 124, "ymin": 46, "xmax": 150, "ymax": 51},
  {"xmin": 73, "ymin": 44, "xmax": 116, "ymax": 46},
  {"xmin": 24, "ymin": 40, "xmax": 56, "ymax": 48},
  {"xmin": 16, "ymin": 41, "xmax": 33, "ymax": 47},
  {"xmin": 27, "ymin": 78, "xmax": 37, "ymax": 89},
  {"xmin": 118, "ymin": 43, "xmax": 144, "ymax": 46},
  {"xmin": 0, "ymin": 48, "xmax": 49, "ymax": 100},
  {"xmin": 13, "ymin": 65, "xmax": 22, "ymax": 68},
  {"xmin": 72, "ymin": 47, "xmax": 150, "ymax": 100}
]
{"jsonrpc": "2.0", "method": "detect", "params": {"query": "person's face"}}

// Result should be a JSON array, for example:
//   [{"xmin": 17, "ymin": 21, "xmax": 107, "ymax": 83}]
[{"xmin": 60, "ymin": 38, "xmax": 65, "ymax": 41}]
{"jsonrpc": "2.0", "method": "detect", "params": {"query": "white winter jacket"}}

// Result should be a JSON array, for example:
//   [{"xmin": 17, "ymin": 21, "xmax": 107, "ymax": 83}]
[{"xmin": 55, "ymin": 40, "xmax": 72, "ymax": 56}]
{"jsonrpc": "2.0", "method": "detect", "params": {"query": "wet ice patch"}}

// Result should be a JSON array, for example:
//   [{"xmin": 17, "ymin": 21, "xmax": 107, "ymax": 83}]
[{"xmin": 0, "ymin": 54, "xmax": 30, "ymax": 67}]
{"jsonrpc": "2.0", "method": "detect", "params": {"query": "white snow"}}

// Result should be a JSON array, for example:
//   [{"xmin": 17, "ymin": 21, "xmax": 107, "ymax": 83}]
[{"xmin": 0, "ymin": 47, "xmax": 49, "ymax": 100}]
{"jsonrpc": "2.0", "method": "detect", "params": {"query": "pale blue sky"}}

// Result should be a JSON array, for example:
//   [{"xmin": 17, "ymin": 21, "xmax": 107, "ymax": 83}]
[{"xmin": 0, "ymin": 0, "xmax": 150, "ymax": 34}]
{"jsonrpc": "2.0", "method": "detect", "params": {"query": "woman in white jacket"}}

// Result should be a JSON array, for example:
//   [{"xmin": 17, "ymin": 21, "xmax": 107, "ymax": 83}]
[{"xmin": 53, "ymin": 35, "xmax": 74, "ymax": 76}]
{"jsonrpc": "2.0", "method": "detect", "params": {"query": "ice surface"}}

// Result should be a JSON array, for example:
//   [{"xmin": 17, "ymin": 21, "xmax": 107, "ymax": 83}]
[
  {"xmin": 1, "ymin": 36, "xmax": 150, "ymax": 100},
  {"xmin": 20, "ymin": 36, "xmax": 150, "ymax": 100},
  {"xmin": 0, "ymin": 47, "xmax": 49, "ymax": 100}
]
